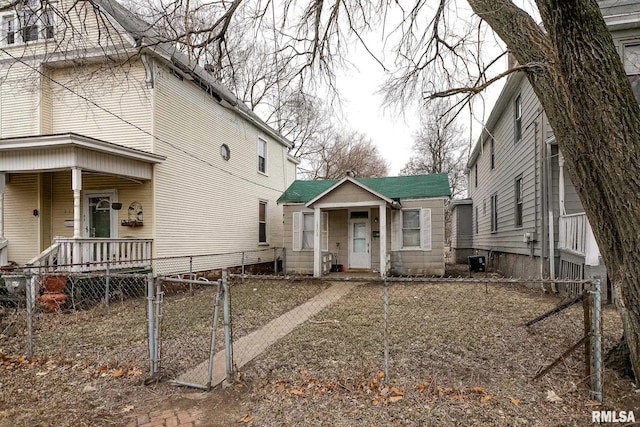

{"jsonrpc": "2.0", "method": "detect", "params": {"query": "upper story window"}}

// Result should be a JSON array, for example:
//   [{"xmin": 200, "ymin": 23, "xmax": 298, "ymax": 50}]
[
  {"xmin": 514, "ymin": 95, "xmax": 522, "ymax": 143},
  {"xmin": 623, "ymin": 43, "xmax": 640, "ymax": 103},
  {"xmin": 1, "ymin": 0, "xmax": 54, "ymax": 47},
  {"xmin": 474, "ymin": 163, "xmax": 478, "ymax": 187},
  {"xmin": 514, "ymin": 176, "xmax": 523, "ymax": 228},
  {"xmin": 258, "ymin": 138, "xmax": 267, "ymax": 174},
  {"xmin": 490, "ymin": 193, "xmax": 498, "ymax": 233}
]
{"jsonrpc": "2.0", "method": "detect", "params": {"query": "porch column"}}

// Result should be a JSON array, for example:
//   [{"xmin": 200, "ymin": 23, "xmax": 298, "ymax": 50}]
[
  {"xmin": 313, "ymin": 207, "xmax": 321, "ymax": 277},
  {"xmin": 72, "ymin": 168, "xmax": 82, "ymax": 238},
  {"xmin": 379, "ymin": 202, "xmax": 387, "ymax": 277}
]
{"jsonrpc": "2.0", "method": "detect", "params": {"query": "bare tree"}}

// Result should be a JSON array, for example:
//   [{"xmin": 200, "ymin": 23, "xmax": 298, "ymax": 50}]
[
  {"xmin": 300, "ymin": 129, "xmax": 389, "ymax": 179},
  {"xmin": 400, "ymin": 100, "xmax": 467, "ymax": 199}
]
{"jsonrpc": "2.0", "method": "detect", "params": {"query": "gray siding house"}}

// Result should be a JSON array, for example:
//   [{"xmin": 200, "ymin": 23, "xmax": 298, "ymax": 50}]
[{"xmin": 461, "ymin": 1, "xmax": 640, "ymax": 291}]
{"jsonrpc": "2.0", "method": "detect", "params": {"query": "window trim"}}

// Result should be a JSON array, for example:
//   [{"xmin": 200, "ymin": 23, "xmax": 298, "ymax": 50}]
[
  {"xmin": 257, "ymin": 138, "xmax": 267, "ymax": 175},
  {"xmin": 514, "ymin": 95, "xmax": 522, "ymax": 143},
  {"xmin": 474, "ymin": 163, "xmax": 478, "ymax": 188},
  {"xmin": 490, "ymin": 193, "xmax": 498, "ymax": 234},
  {"xmin": 258, "ymin": 200, "xmax": 268, "ymax": 245},
  {"xmin": 514, "ymin": 176, "xmax": 523, "ymax": 228},
  {"xmin": 401, "ymin": 208, "xmax": 421, "ymax": 249},
  {"xmin": 1, "ymin": 1, "xmax": 56, "ymax": 47}
]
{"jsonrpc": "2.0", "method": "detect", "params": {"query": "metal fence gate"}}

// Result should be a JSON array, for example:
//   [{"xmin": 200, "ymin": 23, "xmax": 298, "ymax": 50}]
[{"xmin": 149, "ymin": 271, "xmax": 235, "ymax": 390}]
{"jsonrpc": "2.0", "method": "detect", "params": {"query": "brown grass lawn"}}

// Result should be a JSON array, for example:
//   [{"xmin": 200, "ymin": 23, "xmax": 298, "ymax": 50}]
[{"xmin": 0, "ymin": 278, "xmax": 638, "ymax": 426}]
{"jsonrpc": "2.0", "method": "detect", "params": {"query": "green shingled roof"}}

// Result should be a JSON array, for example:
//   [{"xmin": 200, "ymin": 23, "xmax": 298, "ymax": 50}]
[{"xmin": 277, "ymin": 173, "xmax": 451, "ymax": 203}]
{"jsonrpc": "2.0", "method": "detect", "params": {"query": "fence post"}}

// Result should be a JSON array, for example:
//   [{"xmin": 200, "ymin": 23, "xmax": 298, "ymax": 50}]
[
  {"xmin": 189, "ymin": 256, "xmax": 193, "ymax": 296},
  {"xmin": 241, "ymin": 252, "xmax": 245, "ymax": 282},
  {"xmin": 383, "ymin": 276, "xmax": 389, "ymax": 384},
  {"xmin": 105, "ymin": 259, "xmax": 110, "ymax": 311},
  {"xmin": 206, "ymin": 279, "xmax": 223, "ymax": 390},
  {"xmin": 583, "ymin": 288, "xmax": 592, "ymax": 382},
  {"xmin": 591, "ymin": 279, "xmax": 603, "ymax": 402},
  {"xmin": 147, "ymin": 272, "xmax": 156, "ymax": 374},
  {"xmin": 222, "ymin": 268, "xmax": 233, "ymax": 384},
  {"xmin": 25, "ymin": 268, "xmax": 35, "ymax": 359},
  {"xmin": 154, "ymin": 277, "xmax": 163, "ymax": 376}
]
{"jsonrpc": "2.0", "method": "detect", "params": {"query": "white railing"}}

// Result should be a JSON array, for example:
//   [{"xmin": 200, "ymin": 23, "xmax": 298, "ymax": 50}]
[
  {"xmin": 558, "ymin": 213, "xmax": 588, "ymax": 255},
  {"xmin": 27, "ymin": 238, "xmax": 152, "ymax": 272},
  {"xmin": 557, "ymin": 212, "xmax": 602, "ymax": 266}
]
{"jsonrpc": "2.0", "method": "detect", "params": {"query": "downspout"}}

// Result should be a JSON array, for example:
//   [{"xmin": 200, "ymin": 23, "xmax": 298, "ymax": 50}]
[
  {"xmin": 546, "ymin": 138, "xmax": 557, "ymax": 292},
  {"xmin": 558, "ymin": 152, "xmax": 566, "ymax": 216}
]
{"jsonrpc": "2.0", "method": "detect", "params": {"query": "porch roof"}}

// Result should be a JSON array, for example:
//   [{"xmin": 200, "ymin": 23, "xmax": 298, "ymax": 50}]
[
  {"xmin": 277, "ymin": 173, "xmax": 451, "ymax": 204},
  {"xmin": 0, "ymin": 133, "xmax": 165, "ymax": 180}
]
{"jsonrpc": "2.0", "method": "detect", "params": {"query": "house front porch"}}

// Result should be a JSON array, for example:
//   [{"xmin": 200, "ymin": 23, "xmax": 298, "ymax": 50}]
[{"xmin": 0, "ymin": 133, "xmax": 164, "ymax": 272}]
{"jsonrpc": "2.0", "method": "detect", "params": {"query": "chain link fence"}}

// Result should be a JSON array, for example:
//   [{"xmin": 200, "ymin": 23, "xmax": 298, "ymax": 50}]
[{"xmin": 1, "ymin": 251, "xmax": 611, "ymax": 411}]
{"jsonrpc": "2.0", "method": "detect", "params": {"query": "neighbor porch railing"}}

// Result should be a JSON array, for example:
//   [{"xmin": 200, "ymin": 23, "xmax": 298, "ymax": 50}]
[
  {"xmin": 558, "ymin": 213, "xmax": 594, "ymax": 257},
  {"xmin": 27, "ymin": 238, "xmax": 153, "ymax": 272}
]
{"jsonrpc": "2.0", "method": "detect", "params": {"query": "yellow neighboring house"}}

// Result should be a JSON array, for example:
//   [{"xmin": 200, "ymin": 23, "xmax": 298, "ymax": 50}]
[{"xmin": 0, "ymin": 0, "xmax": 297, "ymax": 272}]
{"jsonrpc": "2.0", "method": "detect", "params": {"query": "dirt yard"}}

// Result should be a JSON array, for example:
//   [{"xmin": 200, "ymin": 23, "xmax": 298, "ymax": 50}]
[{"xmin": 0, "ymin": 277, "xmax": 638, "ymax": 426}]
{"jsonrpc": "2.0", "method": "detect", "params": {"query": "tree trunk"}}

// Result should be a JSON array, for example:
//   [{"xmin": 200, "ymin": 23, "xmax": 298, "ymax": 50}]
[{"xmin": 469, "ymin": 0, "xmax": 640, "ymax": 380}]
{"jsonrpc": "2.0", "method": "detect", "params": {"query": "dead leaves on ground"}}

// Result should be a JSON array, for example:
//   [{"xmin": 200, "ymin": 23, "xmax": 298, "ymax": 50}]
[
  {"xmin": 1, "ymin": 352, "xmax": 39, "ymax": 370},
  {"xmin": 1, "ymin": 352, "xmax": 142, "ymax": 382},
  {"xmin": 274, "ymin": 370, "xmax": 523, "ymax": 410},
  {"xmin": 93, "ymin": 365, "xmax": 142, "ymax": 379}
]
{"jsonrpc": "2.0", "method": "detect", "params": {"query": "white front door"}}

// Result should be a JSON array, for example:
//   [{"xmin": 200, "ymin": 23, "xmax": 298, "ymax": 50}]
[
  {"xmin": 349, "ymin": 210, "xmax": 371, "ymax": 269},
  {"xmin": 83, "ymin": 190, "xmax": 118, "ymax": 238}
]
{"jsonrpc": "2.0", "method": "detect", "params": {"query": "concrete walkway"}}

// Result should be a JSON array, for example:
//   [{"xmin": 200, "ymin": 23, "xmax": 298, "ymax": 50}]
[{"xmin": 175, "ymin": 282, "xmax": 359, "ymax": 388}]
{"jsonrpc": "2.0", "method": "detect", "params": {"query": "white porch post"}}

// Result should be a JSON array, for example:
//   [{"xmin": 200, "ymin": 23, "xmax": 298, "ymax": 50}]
[
  {"xmin": 0, "ymin": 173, "xmax": 6, "ymax": 266},
  {"xmin": 72, "ymin": 168, "xmax": 82, "ymax": 238},
  {"xmin": 71, "ymin": 168, "xmax": 82, "ymax": 269},
  {"xmin": 379, "ymin": 202, "xmax": 387, "ymax": 277},
  {"xmin": 313, "ymin": 207, "xmax": 321, "ymax": 277}
]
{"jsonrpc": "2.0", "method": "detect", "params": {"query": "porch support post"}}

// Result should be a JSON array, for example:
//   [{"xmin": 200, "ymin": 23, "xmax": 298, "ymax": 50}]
[
  {"xmin": 71, "ymin": 168, "xmax": 82, "ymax": 239},
  {"xmin": 379, "ymin": 202, "xmax": 387, "ymax": 277},
  {"xmin": 313, "ymin": 207, "xmax": 321, "ymax": 278}
]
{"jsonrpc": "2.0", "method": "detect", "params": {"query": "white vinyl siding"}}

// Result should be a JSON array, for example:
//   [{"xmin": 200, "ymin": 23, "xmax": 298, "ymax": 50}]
[{"xmin": 152, "ymin": 61, "xmax": 292, "ymax": 258}]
